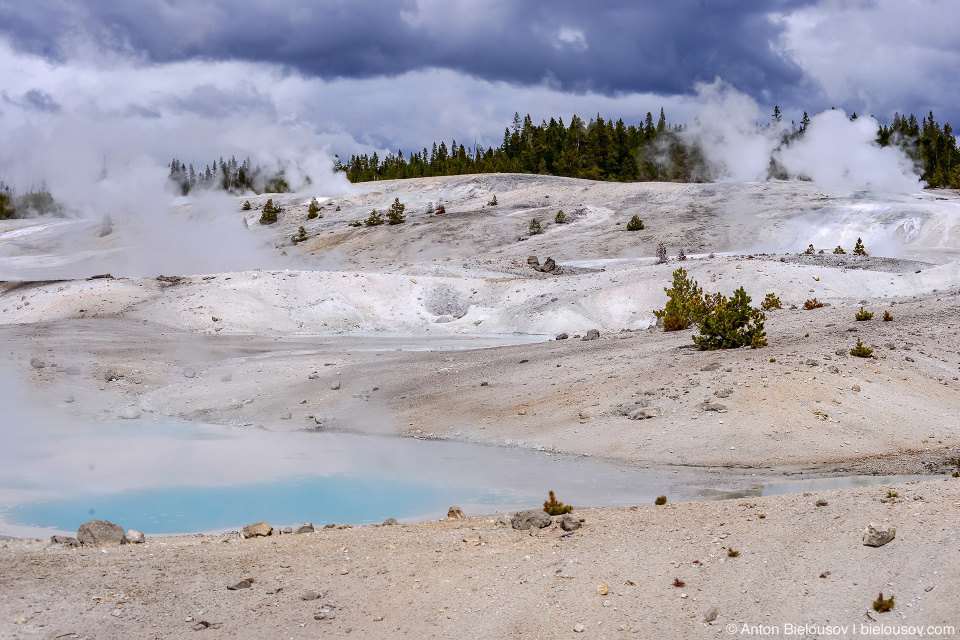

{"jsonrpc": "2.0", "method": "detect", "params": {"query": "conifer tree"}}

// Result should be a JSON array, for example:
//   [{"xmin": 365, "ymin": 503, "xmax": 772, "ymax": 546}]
[
  {"xmin": 259, "ymin": 198, "xmax": 278, "ymax": 224},
  {"xmin": 387, "ymin": 197, "xmax": 406, "ymax": 224}
]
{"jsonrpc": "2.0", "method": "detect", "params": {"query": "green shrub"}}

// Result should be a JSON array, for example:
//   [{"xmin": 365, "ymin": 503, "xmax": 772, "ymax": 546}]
[
  {"xmin": 487, "ymin": 195, "xmax": 498, "ymax": 206},
  {"xmin": 854, "ymin": 237, "xmax": 868, "ymax": 256},
  {"xmin": 529, "ymin": 218, "xmax": 541, "ymax": 234},
  {"xmin": 850, "ymin": 338, "xmax": 873, "ymax": 358},
  {"xmin": 873, "ymin": 592, "xmax": 894, "ymax": 613},
  {"xmin": 855, "ymin": 307, "xmax": 874, "ymax": 321},
  {"xmin": 348, "ymin": 220, "xmax": 363, "ymax": 227},
  {"xmin": 291, "ymin": 226, "xmax": 307, "ymax": 244},
  {"xmin": 242, "ymin": 200, "xmax": 252, "ymax": 211},
  {"xmin": 626, "ymin": 215, "xmax": 644, "ymax": 231},
  {"xmin": 761, "ymin": 293, "xmax": 782, "ymax": 311},
  {"xmin": 307, "ymin": 197, "xmax": 321, "ymax": 219},
  {"xmin": 886, "ymin": 490, "xmax": 899, "ymax": 498},
  {"xmin": 259, "ymin": 198, "xmax": 278, "ymax": 224},
  {"xmin": 833, "ymin": 245, "xmax": 845, "ymax": 254},
  {"xmin": 653, "ymin": 268, "xmax": 706, "ymax": 332},
  {"xmin": 654, "ymin": 495, "xmax": 667, "ymax": 505},
  {"xmin": 543, "ymin": 490, "xmax": 573, "ymax": 516},
  {"xmin": 804, "ymin": 243, "xmax": 815, "ymax": 255},
  {"xmin": 335, "ymin": 205, "xmax": 341, "ymax": 211},
  {"xmin": 882, "ymin": 310, "xmax": 893, "ymax": 321},
  {"xmin": 554, "ymin": 210, "xmax": 566, "ymax": 224},
  {"xmin": 365, "ymin": 209, "xmax": 384, "ymax": 226},
  {"xmin": 727, "ymin": 548, "xmax": 739, "ymax": 557},
  {"xmin": 804, "ymin": 298, "xmax": 824, "ymax": 309},
  {"xmin": 693, "ymin": 288, "xmax": 768, "ymax": 350},
  {"xmin": 387, "ymin": 197, "xmax": 406, "ymax": 225}
]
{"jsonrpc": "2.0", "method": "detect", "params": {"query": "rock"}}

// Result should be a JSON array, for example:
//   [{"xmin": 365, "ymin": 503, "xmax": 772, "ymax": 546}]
[
  {"xmin": 323, "ymin": 524, "xmax": 337, "ymax": 529},
  {"xmin": 511, "ymin": 509, "xmax": 552, "ymax": 530},
  {"xmin": 626, "ymin": 408, "xmax": 660, "ymax": 420},
  {"xmin": 183, "ymin": 367, "xmax": 196, "ymax": 379},
  {"xmin": 242, "ymin": 522, "xmax": 273, "ymax": 539},
  {"xmin": 280, "ymin": 411, "xmax": 292, "ymax": 420},
  {"xmin": 314, "ymin": 603, "xmax": 336, "ymax": 620},
  {"xmin": 50, "ymin": 535, "xmax": 80, "ymax": 547},
  {"xmin": 702, "ymin": 605, "xmax": 719, "ymax": 623},
  {"xmin": 308, "ymin": 372, "xmax": 319, "ymax": 379},
  {"xmin": 479, "ymin": 381, "xmax": 488, "ymax": 386},
  {"xmin": 221, "ymin": 374, "xmax": 232, "ymax": 382},
  {"xmin": 714, "ymin": 388, "xmax": 733, "ymax": 399},
  {"xmin": 851, "ymin": 384, "xmax": 861, "ymax": 392},
  {"xmin": 125, "ymin": 529, "xmax": 145, "ymax": 544},
  {"xmin": 863, "ymin": 523, "xmax": 896, "ymax": 547},
  {"xmin": 226, "ymin": 579, "xmax": 252, "ymax": 590},
  {"xmin": 805, "ymin": 359, "xmax": 819, "ymax": 366},
  {"xmin": 447, "ymin": 506, "xmax": 465, "ymax": 519},
  {"xmin": 118, "ymin": 406, "xmax": 141, "ymax": 420},
  {"xmin": 555, "ymin": 332, "xmax": 568, "ymax": 340},
  {"xmin": 701, "ymin": 362, "xmax": 721, "ymax": 371},
  {"xmin": 559, "ymin": 514, "xmax": 581, "ymax": 531},
  {"xmin": 64, "ymin": 395, "xmax": 75, "ymax": 403},
  {"xmin": 827, "ymin": 365, "xmax": 840, "ymax": 374},
  {"xmin": 300, "ymin": 590, "xmax": 321, "ymax": 601},
  {"xmin": 382, "ymin": 518, "xmax": 398, "ymax": 526},
  {"xmin": 582, "ymin": 329, "xmax": 600, "ymax": 341},
  {"xmin": 541, "ymin": 257, "xmax": 557, "ymax": 273},
  {"xmin": 434, "ymin": 315, "xmax": 454, "ymax": 323},
  {"xmin": 527, "ymin": 255, "xmax": 540, "ymax": 269},
  {"xmin": 282, "ymin": 526, "xmax": 293, "ymax": 534},
  {"xmin": 296, "ymin": 522, "xmax": 315, "ymax": 534},
  {"xmin": 700, "ymin": 401, "xmax": 727, "ymax": 412},
  {"xmin": 104, "ymin": 369, "xmax": 123, "ymax": 382},
  {"xmin": 495, "ymin": 515, "xmax": 512, "ymax": 527},
  {"xmin": 815, "ymin": 499, "xmax": 828, "ymax": 507},
  {"xmin": 30, "ymin": 357, "xmax": 45, "ymax": 369},
  {"xmin": 574, "ymin": 623, "xmax": 586, "ymax": 633},
  {"xmin": 77, "ymin": 520, "xmax": 126, "ymax": 546},
  {"xmin": 835, "ymin": 348, "xmax": 847, "ymax": 356},
  {"xmin": 330, "ymin": 381, "xmax": 341, "ymax": 390}
]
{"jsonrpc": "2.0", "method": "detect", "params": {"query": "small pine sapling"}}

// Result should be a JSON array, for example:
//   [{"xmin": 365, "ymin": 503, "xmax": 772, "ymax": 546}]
[
  {"xmin": 678, "ymin": 248, "xmax": 687, "ymax": 261},
  {"xmin": 387, "ymin": 197, "xmax": 406, "ymax": 225},
  {"xmin": 727, "ymin": 548, "xmax": 740, "ymax": 558},
  {"xmin": 554, "ymin": 210, "xmax": 566, "ymax": 224},
  {"xmin": 529, "ymin": 218, "xmax": 542, "ymax": 234},
  {"xmin": 804, "ymin": 243, "xmax": 815, "ymax": 255},
  {"xmin": 854, "ymin": 237, "xmax": 868, "ymax": 256},
  {"xmin": 487, "ymin": 195, "xmax": 498, "ymax": 206},
  {"xmin": 348, "ymin": 220, "xmax": 362, "ymax": 227},
  {"xmin": 804, "ymin": 298, "xmax": 824, "ymax": 310},
  {"xmin": 873, "ymin": 593, "xmax": 894, "ymax": 613},
  {"xmin": 693, "ymin": 287, "xmax": 767, "ymax": 350},
  {"xmin": 242, "ymin": 200, "xmax": 252, "ymax": 211},
  {"xmin": 761, "ymin": 293, "xmax": 782, "ymax": 311},
  {"xmin": 850, "ymin": 338, "xmax": 873, "ymax": 358},
  {"xmin": 626, "ymin": 215, "xmax": 644, "ymax": 231},
  {"xmin": 855, "ymin": 307, "xmax": 874, "ymax": 321},
  {"xmin": 882, "ymin": 310, "xmax": 893, "ymax": 321},
  {"xmin": 291, "ymin": 226, "xmax": 307, "ymax": 244},
  {"xmin": 833, "ymin": 245, "xmax": 846, "ymax": 254},
  {"xmin": 365, "ymin": 209, "xmax": 384, "ymax": 226},
  {"xmin": 653, "ymin": 268, "xmax": 706, "ymax": 332},
  {"xmin": 259, "ymin": 198, "xmax": 278, "ymax": 224},
  {"xmin": 307, "ymin": 197, "xmax": 321, "ymax": 219},
  {"xmin": 656, "ymin": 242, "xmax": 668, "ymax": 264},
  {"xmin": 654, "ymin": 495, "xmax": 667, "ymax": 505},
  {"xmin": 543, "ymin": 490, "xmax": 573, "ymax": 516},
  {"xmin": 335, "ymin": 205, "xmax": 341, "ymax": 211}
]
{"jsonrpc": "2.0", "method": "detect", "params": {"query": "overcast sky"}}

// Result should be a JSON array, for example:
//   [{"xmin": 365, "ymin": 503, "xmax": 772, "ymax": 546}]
[{"xmin": 0, "ymin": 0, "xmax": 957, "ymax": 180}]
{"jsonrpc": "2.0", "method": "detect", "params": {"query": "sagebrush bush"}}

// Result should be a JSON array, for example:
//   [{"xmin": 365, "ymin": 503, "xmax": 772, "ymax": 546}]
[
  {"xmin": 626, "ymin": 215, "xmax": 644, "ymax": 231},
  {"xmin": 543, "ymin": 490, "xmax": 573, "ymax": 516}
]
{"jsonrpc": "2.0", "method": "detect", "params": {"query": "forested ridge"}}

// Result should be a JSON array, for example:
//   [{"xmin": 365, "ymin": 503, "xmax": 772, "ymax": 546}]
[{"xmin": 341, "ymin": 108, "xmax": 959, "ymax": 188}]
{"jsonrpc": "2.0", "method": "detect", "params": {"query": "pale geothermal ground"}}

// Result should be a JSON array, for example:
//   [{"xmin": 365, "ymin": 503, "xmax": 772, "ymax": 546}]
[{"xmin": 1, "ymin": 174, "xmax": 959, "ymax": 638}]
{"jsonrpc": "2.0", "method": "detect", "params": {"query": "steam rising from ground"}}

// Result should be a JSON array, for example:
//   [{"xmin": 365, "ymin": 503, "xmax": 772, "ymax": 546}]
[{"xmin": 683, "ymin": 80, "xmax": 922, "ymax": 194}]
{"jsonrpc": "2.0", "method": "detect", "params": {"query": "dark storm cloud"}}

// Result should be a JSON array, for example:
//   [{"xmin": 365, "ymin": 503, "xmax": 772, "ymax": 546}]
[
  {"xmin": 0, "ymin": 0, "xmax": 813, "ymax": 98},
  {"xmin": 3, "ymin": 88, "xmax": 62, "ymax": 113}
]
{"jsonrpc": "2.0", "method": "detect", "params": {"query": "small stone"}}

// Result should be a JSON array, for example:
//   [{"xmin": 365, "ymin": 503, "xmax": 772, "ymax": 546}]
[
  {"xmin": 227, "ymin": 579, "xmax": 252, "ymax": 590},
  {"xmin": 518, "ymin": 409, "xmax": 526, "ymax": 415},
  {"xmin": 447, "ymin": 506, "xmax": 465, "ymax": 519},
  {"xmin": 242, "ymin": 522, "xmax": 272, "ymax": 539},
  {"xmin": 559, "ymin": 514, "xmax": 581, "ymax": 531},
  {"xmin": 851, "ymin": 384, "xmax": 861, "ymax": 392},
  {"xmin": 300, "ymin": 590, "xmax": 321, "ymax": 601},
  {"xmin": 64, "ymin": 395, "xmax": 75, "ymax": 403},
  {"xmin": 282, "ymin": 526, "xmax": 293, "ymax": 534},
  {"xmin": 702, "ymin": 605, "xmax": 719, "ymax": 623},
  {"xmin": 714, "ymin": 388, "xmax": 733, "ymax": 399},
  {"xmin": 50, "ymin": 535, "xmax": 80, "ymax": 547},
  {"xmin": 701, "ymin": 362, "xmax": 721, "ymax": 372},
  {"xmin": 382, "ymin": 518, "xmax": 399, "ymax": 526},
  {"xmin": 125, "ymin": 529, "xmax": 145, "ymax": 544},
  {"xmin": 30, "ymin": 357, "xmax": 46, "ymax": 369},
  {"xmin": 815, "ymin": 499, "xmax": 828, "ymax": 507},
  {"xmin": 331, "ymin": 381, "xmax": 341, "ymax": 390},
  {"xmin": 183, "ymin": 367, "xmax": 196, "ymax": 379},
  {"xmin": 555, "ymin": 333, "xmax": 569, "ymax": 340},
  {"xmin": 14, "ymin": 616, "xmax": 27, "ymax": 625},
  {"xmin": 374, "ymin": 615, "xmax": 384, "ymax": 622},
  {"xmin": 308, "ymin": 373, "xmax": 319, "ymax": 379},
  {"xmin": 296, "ymin": 522, "xmax": 315, "ymax": 534},
  {"xmin": 479, "ymin": 381, "xmax": 488, "ymax": 387},
  {"xmin": 603, "ymin": 599, "xmax": 612, "ymax": 607},
  {"xmin": 221, "ymin": 374, "xmax": 232, "ymax": 382},
  {"xmin": 597, "ymin": 584, "xmax": 609, "ymax": 595},
  {"xmin": 582, "ymin": 329, "xmax": 600, "ymax": 341},
  {"xmin": 863, "ymin": 523, "xmax": 896, "ymax": 547},
  {"xmin": 117, "ymin": 406, "xmax": 141, "ymax": 420},
  {"xmin": 574, "ymin": 623, "xmax": 586, "ymax": 633}
]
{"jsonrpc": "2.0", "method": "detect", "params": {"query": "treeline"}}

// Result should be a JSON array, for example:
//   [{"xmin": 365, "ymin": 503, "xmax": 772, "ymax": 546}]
[
  {"xmin": 0, "ymin": 181, "xmax": 62, "ymax": 220},
  {"xmin": 343, "ymin": 108, "xmax": 959, "ymax": 188},
  {"xmin": 168, "ymin": 156, "xmax": 290, "ymax": 196}
]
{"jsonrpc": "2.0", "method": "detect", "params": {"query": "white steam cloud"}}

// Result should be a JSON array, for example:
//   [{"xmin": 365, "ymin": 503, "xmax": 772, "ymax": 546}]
[{"xmin": 682, "ymin": 79, "xmax": 923, "ymax": 195}]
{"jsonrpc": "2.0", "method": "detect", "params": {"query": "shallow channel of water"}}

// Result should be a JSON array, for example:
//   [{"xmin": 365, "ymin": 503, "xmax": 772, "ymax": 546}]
[{"xmin": 0, "ymin": 421, "xmax": 928, "ymax": 536}]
